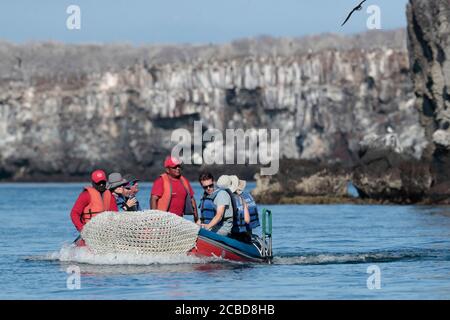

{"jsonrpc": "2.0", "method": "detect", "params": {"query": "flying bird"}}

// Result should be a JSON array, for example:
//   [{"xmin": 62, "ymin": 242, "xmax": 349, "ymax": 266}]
[{"xmin": 341, "ymin": 0, "xmax": 367, "ymax": 26}]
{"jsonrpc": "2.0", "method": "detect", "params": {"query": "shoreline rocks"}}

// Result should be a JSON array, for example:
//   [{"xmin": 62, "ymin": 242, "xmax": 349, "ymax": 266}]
[{"xmin": 252, "ymin": 131, "xmax": 436, "ymax": 205}]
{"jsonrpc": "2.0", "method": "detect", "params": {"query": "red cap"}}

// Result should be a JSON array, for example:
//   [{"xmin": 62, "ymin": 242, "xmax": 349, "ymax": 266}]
[
  {"xmin": 164, "ymin": 156, "xmax": 182, "ymax": 168},
  {"xmin": 91, "ymin": 169, "xmax": 107, "ymax": 183}
]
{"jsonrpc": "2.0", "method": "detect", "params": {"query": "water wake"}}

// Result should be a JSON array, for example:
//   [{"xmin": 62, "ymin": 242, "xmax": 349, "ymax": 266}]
[
  {"xmin": 25, "ymin": 243, "xmax": 221, "ymax": 266},
  {"xmin": 25, "ymin": 245, "xmax": 449, "ymax": 267},
  {"xmin": 272, "ymin": 249, "xmax": 446, "ymax": 265}
]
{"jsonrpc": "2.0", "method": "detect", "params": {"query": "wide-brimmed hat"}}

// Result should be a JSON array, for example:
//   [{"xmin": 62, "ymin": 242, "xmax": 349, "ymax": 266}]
[
  {"xmin": 106, "ymin": 172, "xmax": 128, "ymax": 190},
  {"xmin": 123, "ymin": 174, "xmax": 140, "ymax": 185},
  {"xmin": 217, "ymin": 175, "xmax": 239, "ymax": 193},
  {"xmin": 230, "ymin": 175, "xmax": 246, "ymax": 194}
]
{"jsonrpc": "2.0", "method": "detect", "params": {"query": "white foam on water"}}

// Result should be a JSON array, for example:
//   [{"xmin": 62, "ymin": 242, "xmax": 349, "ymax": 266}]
[
  {"xmin": 52, "ymin": 243, "xmax": 217, "ymax": 265},
  {"xmin": 272, "ymin": 251, "xmax": 424, "ymax": 265}
]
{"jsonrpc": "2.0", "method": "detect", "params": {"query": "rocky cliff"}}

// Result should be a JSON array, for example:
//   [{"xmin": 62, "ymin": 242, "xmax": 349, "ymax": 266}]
[
  {"xmin": 407, "ymin": 0, "xmax": 450, "ymax": 192},
  {"xmin": 256, "ymin": 0, "xmax": 450, "ymax": 205},
  {"xmin": 0, "ymin": 30, "xmax": 425, "ymax": 181}
]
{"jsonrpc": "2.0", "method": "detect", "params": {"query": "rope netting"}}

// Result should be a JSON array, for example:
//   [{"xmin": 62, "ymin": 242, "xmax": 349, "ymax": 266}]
[{"xmin": 80, "ymin": 210, "xmax": 201, "ymax": 255}]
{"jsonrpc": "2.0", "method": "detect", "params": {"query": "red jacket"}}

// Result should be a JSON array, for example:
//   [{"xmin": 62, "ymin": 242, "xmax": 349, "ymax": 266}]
[{"xmin": 70, "ymin": 189, "xmax": 118, "ymax": 232}]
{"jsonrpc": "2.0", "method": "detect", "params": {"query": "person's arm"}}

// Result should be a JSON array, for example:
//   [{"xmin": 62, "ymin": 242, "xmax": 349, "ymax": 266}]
[
  {"xmin": 150, "ymin": 195, "xmax": 159, "ymax": 209},
  {"xmin": 186, "ymin": 181, "xmax": 199, "ymax": 223},
  {"xmin": 70, "ymin": 191, "xmax": 89, "ymax": 232},
  {"xmin": 191, "ymin": 198, "xmax": 200, "ymax": 224},
  {"xmin": 205, "ymin": 205, "xmax": 225, "ymax": 230},
  {"xmin": 203, "ymin": 191, "xmax": 229, "ymax": 230},
  {"xmin": 243, "ymin": 201, "xmax": 250, "ymax": 224},
  {"xmin": 150, "ymin": 177, "xmax": 163, "ymax": 209}
]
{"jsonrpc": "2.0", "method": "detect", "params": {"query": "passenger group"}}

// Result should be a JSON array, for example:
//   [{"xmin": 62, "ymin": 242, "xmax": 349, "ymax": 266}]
[{"xmin": 70, "ymin": 156, "xmax": 260, "ymax": 243}]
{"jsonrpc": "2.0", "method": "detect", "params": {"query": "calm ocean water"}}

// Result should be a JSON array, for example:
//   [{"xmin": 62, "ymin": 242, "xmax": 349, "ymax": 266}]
[{"xmin": 1, "ymin": 182, "xmax": 450, "ymax": 299}]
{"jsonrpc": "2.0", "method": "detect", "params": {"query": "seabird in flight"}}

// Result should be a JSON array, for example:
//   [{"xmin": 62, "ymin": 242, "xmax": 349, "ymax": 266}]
[{"xmin": 341, "ymin": 0, "xmax": 367, "ymax": 26}]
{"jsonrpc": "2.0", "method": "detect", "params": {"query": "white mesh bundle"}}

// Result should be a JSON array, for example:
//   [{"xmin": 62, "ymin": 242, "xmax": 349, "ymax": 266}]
[{"xmin": 80, "ymin": 210, "xmax": 200, "ymax": 255}]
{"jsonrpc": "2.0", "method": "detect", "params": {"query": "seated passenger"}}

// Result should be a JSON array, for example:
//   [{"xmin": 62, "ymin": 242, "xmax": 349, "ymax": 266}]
[
  {"xmin": 70, "ymin": 169, "xmax": 118, "ymax": 239},
  {"xmin": 123, "ymin": 174, "xmax": 142, "ymax": 211},
  {"xmin": 107, "ymin": 172, "xmax": 138, "ymax": 211},
  {"xmin": 229, "ymin": 175, "xmax": 260, "ymax": 243},
  {"xmin": 198, "ymin": 172, "xmax": 237, "ymax": 236}
]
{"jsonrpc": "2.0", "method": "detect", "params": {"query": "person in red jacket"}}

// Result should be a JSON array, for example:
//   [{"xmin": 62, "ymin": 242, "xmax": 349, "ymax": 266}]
[
  {"xmin": 150, "ymin": 156, "xmax": 199, "ymax": 224},
  {"xmin": 70, "ymin": 169, "xmax": 118, "ymax": 234}
]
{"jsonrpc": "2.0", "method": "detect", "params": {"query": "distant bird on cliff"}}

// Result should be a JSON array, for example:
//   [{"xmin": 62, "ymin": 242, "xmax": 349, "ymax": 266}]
[{"xmin": 341, "ymin": 0, "xmax": 367, "ymax": 26}]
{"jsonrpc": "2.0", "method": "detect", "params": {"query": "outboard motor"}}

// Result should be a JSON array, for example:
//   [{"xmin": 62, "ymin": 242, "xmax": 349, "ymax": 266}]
[{"xmin": 251, "ymin": 208, "xmax": 273, "ymax": 263}]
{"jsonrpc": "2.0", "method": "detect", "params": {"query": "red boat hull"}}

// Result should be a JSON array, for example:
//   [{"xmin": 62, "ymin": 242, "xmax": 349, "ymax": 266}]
[
  {"xmin": 188, "ymin": 229, "xmax": 264, "ymax": 263},
  {"xmin": 189, "ymin": 237, "xmax": 256, "ymax": 262}
]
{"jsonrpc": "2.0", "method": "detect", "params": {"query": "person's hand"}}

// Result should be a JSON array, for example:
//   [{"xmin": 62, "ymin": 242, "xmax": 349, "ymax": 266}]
[
  {"xmin": 201, "ymin": 224, "xmax": 211, "ymax": 230},
  {"xmin": 195, "ymin": 220, "xmax": 202, "ymax": 226},
  {"xmin": 126, "ymin": 198, "xmax": 137, "ymax": 208}
]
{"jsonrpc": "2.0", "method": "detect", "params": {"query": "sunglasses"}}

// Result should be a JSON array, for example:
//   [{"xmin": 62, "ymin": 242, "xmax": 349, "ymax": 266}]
[
  {"xmin": 169, "ymin": 165, "xmax": 182, "ymax": 169},
  {"xmin": 202, "ymin": 183, "xmax": 214, "ymax": 190},
  {"xmin": 95, "ymin": 180, "xmax": 106, "ymax": 186}
]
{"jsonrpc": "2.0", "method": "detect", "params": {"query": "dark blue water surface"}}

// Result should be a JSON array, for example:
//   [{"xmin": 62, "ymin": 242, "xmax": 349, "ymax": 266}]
[{"xmin": 1, "ymin": 183, "xmax": 450, "ymax": 299}]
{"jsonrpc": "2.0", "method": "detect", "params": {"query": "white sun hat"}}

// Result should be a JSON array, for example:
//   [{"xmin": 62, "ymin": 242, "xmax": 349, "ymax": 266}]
[
  {"xmin": 230, "ymin": 175, "xmax": 247, "ymax": 194},
  {"xmin": 217, "ymin": 175, "xmax": 239, "ymax": 193}
]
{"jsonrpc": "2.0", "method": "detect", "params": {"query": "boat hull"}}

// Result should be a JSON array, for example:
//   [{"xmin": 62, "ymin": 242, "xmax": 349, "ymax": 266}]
[
  {"xmin": 74, "ymin": 228, "xmax": 266, "ymax": 263},
  {"xmin": 189, "ymin": 229, "xmax": 264, "ymax": 262}
]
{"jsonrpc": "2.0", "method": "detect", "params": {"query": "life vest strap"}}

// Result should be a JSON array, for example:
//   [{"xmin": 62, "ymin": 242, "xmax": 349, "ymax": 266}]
[
  {"xmin": 158, "ymin": 174, "xmax": 192, "ymax": 213},
  {"xmin": 81, "ymin": 211, "xmax": 102, "ymax": 223}
]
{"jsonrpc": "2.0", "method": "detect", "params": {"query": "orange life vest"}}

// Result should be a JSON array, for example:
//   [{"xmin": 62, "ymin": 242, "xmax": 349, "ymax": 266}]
[
  {"xmin": 157, "ymin": 173, "xmax": 192, "ymax": 212},
  {"xmin": 81, "ymin": 187, "xmax": 112, "ymax": 224}
]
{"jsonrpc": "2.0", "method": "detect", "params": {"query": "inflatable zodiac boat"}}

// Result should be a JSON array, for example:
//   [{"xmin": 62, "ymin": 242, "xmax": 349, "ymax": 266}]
[{"xmin": 75, "ymin": 209, "xmax": 273, "ymax": 263}]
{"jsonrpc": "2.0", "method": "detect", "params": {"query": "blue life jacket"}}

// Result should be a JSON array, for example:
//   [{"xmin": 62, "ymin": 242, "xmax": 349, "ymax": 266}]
[
  {"xmin": 243, "ymin": 191, "xmax": 260, "ymax": 229},
  {"xmin": 199, "ymin": 188, "xmax": 236, "ymax": 224},
  {"xmin": 232, "ymin": 191, "xmax": 260, "ymax": 233},
  {"xmin": 115, "ymin": 194, "xmax": 141, "ymax": 212},
  {"xmin": 115, "ymin": 194, "xmax": 127, "ymax": 210}
]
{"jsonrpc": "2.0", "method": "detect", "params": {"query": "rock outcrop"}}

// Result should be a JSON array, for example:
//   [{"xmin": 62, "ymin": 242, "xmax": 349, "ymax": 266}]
[
  {"xmin": 349, "ymin": 124, "xmax": 441, "ymax": 204},
  {"xmin": 252, "ymin": 160, "xmax": 353, "ymax": 204},
  {"xmin": 352, "ymin": 147, "xmax": 432, "ymax": 204},
  {"xmin": 407, "ymin": 0, "xmax": 450, "ymax": 191},
  {"xmin": 0, "ymin": 30, "xmax": 426, "ymax": 181},
  {"xmin": 253, "ymin": 136, "xmax": 433, "ymax": 205}
]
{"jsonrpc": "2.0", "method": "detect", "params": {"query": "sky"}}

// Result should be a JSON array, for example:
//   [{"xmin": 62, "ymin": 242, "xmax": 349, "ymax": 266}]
[{"xmin": 0, "ymin": 0, "xmax": 409, "ymax": 45}]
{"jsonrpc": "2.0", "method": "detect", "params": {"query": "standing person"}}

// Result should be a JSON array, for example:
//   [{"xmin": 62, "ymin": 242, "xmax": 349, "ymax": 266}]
[
  {"xmin": 107, "ymin": 172, "xmax": 138, "ymax": 211},
  {"xmin": 70, "ymin": 169, "xmax": 118, "ymax": 234},
  {"xmin": 150, "ymin": 156, "xmax": 199, "ymax": 223},
  {"xmin": 198, "ymin": 173, "xmax": 237, "ymax": 236}
]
